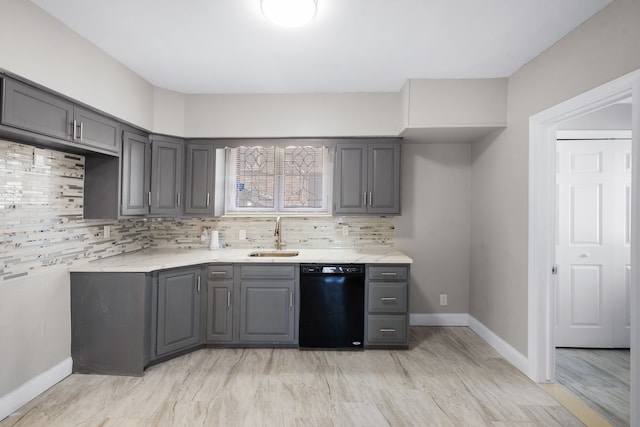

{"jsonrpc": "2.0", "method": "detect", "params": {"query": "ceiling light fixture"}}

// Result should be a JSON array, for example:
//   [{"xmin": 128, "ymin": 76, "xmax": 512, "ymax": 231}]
[{"xmin": 260, "ymin": 0, "xmax": 318, "ymax": 28}]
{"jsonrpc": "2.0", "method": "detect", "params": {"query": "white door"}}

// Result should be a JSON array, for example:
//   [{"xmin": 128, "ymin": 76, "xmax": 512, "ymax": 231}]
[{"xmin": 556, "ymin": 136, "xmax": 631, "ymax": 348}]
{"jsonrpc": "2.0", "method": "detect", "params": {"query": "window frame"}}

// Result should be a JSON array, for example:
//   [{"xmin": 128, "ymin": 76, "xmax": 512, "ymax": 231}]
[{"xmin": 224, "ymin": 145, "xmax": 333, "ymax": 216}]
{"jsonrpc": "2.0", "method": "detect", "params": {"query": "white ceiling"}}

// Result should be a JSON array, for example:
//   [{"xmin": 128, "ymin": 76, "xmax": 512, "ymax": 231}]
[{"xmin": 31, "ymin": 0, "xmax": 612, "ymax": 94}]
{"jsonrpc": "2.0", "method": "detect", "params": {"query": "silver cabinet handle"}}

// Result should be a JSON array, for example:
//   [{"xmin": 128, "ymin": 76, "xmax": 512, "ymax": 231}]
[
  {"xmin": 147, "ymin": 191, "xmax": 151, "ymax": 207},
  {"xmin": 227, "ymin": 290, "xmax": 231, "ymax": 307},
  {"xmin": 177, "ymin": 192, "xmax": 181, "ymax": 207},
  {"xmin": 206, "ymin": 192, "xmax": 211, "ymax": 207},
  {"xmin": 363, "ymin": 192, "xmax": 367, "ymax": 207},
  {"xmin": 369, "ymin": 192, "xmax": 372, "ymax": 207},
  {"xmin": 197, "ymin": 276, "xmax": 201, "ymax": 293},
  {"xmin": 211, "ymin": 271, "xmax": 227, "ymax": 276},
  {"xmin": 380, "ymin": 272, "xmax": 397, "ymax": 276},
  {"xmin": 380, "ymin": 297, "xmax": 397, "ymax": 301},
  {"xmin": 290, "ymin": 291, "xmax": 293, "ymax": 308},
  {"xmin": 79, "ymin": 121, "xmax": 84, "ymax": 141},
  {"xmin": 72, "ymin": 120, "xmax": 78, "ymax": 140},
  {"xmin": 380, "ymin": 328, "xmax": 397, "ymax": 333}
]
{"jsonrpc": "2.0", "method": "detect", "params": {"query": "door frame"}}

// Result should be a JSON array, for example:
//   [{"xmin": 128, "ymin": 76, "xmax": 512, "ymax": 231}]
[{"xmin": 528, "ymin": 68, "xmax": 640, "ymax": 419}]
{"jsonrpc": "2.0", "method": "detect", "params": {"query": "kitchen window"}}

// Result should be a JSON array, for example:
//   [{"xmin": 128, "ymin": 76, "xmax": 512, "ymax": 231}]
[{"xmin": 224, "ymin": 146, "xmax": 332, "ymax": 215}]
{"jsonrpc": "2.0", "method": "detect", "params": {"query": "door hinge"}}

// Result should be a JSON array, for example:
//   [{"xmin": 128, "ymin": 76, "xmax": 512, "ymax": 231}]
[{"xmin": 552, "ymin": 265, "xmax": 558, "ymax": 275}]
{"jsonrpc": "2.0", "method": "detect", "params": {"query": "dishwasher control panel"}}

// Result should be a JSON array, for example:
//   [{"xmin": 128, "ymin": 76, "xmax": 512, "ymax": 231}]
[{"xmin": 301, "ymin": 264, "xmax": 364, "ymax": 274}]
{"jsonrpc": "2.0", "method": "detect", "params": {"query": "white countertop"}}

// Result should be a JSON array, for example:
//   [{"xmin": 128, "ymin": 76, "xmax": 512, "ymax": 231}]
[{"xmin": 69, "ymin": 247, "xmax": 413, "ymax": 273}]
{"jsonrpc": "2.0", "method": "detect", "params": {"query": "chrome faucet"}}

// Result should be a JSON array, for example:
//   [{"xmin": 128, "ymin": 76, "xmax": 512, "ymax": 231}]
[{"xmin": 274, "ymin": 216, "xmax": 285, "ymax": 250}]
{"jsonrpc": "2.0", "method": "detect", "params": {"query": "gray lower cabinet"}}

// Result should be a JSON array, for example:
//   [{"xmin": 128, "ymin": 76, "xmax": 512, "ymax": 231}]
[
  {"xmin": 70, "ymin": 266, "xmax": 204, "ymax": 376},
  {"xmin": 70, "ymin": 272, "xmax": 153, "ymax": 376},
  {"xmin": 150, "ymin": 135, "xmax": 184, "ymax": 217},
  {"xmin": 365, "ymin": 264, "xmax": 410, "ymax": 348},
  {"xmin": 206, "ymin": 265, "xmax": 234, "ymax": 343},
  {"xmin": 121, "ymin": 130, "xmax": 151, "ymax": 216},
  {"xmin": 1, "ymin": 77, "xmax": 120, "ymax": 155},
  {"xmin": 334, "ymin": 141, "xmax": 401, "ymax": 215},
  {"xmin": 184, "ymin": 142, "xmax": 216, "ymax": 215},
  {"xmin": 237, "ymin": 264, "xmax": 298, "ymax": 344},
  {"xmin": 155, "ymin": 266, "xmax": 203, "ymax": 357}
]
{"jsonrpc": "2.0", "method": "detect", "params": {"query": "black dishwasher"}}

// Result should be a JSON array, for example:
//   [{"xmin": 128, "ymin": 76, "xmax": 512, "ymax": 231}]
[{"xmin": 299, "ymin": 264, "xmax": 365, "ymax": 349}]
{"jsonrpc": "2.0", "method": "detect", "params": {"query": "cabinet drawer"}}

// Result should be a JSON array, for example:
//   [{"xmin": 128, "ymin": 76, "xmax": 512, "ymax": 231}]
[
  {"xmin": 367, "ymin": 315, "xmax": 407, "ymax": 344},
  {"xmin": 207, "ymin": 264, "xmax": 233, "ymax": 280},
  {"xmin": 368, "ymin": 282, "xmax": 407, "ymax": 313},
  {"xmin": 240, "ymin": 265, "xmax": 296, "ymax": 280},
  {"xmin": 368, "ymin": 266, "xmax": 408, "ymax": 280}
]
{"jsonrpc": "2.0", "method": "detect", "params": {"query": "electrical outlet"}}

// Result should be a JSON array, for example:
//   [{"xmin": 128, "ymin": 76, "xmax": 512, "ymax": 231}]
[
  {"xmin": 103, "ymin": 225, "xmax": 110, "ymax": 239},
  {"xmin": 440, "ymin": 294, "xmax": 448, "ymax": 306},
  {"xmin": 342, "ymin": 225, "xmax": 349, "ymax": 236},
  {"xmin": 239, "ymin": 229, "xmax": 247, "ymax": 240}
]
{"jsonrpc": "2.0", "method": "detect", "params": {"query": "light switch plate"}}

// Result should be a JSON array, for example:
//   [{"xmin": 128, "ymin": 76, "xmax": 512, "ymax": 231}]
[
  {"xmin": 342, "ymin": 225, "xmax": 349, "ymax": 236},
  {"xmin": 440, "ymin": 294, "xmax": 448, "ymax": 306},
  {"xmin": 239, "ymin": 229, "xmax": 247, "ymax": 240},
  {"xmin": 103, "ymin": 225, "xmax": 111, "ymax": 239}
]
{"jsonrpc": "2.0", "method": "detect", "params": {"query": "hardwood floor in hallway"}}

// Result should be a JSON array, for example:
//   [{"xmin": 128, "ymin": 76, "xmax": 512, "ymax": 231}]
[{"xmin": 1, "ymin": 327, "xmax": 584, "ymax": 427}]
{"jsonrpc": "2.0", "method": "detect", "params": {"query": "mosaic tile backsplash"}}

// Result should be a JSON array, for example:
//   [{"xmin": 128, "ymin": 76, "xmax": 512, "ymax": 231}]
[
  {"xmin": 0, "ymin": 140, "xmax": 150, "ymax": 281},
  {"xmin": 0, "ymin": 139, "xmax": 395, "ymax": 282},
  {"xmin": 147, "ymin": 216, "xmax": 395, "ymax": 250}
]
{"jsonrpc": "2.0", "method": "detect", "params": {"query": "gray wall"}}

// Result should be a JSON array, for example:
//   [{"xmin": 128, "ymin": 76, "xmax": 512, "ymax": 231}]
[
  {"xmin": 0, "ymin": 0, "xmax": 155, "ymax": 130},
  {"xmin": 396, "ymin": 143, "xmax": 471, "ymax": 314},
  {"xmin": 469, "ymin": 0, "xmax": 640, "ymax": 355}
]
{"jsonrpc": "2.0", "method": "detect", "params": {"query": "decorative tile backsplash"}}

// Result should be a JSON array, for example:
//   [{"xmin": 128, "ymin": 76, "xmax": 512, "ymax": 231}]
[
  {"xmin": 0, "ymin": 140, "xmax": 149, "ymax": 281},
  {"xmin": 0, "ymin": 139, "xmax": 395, "ymax": 282},
  {"xmin": 147, "ymin": 216, "xmax": 395, "ymax": 250}
]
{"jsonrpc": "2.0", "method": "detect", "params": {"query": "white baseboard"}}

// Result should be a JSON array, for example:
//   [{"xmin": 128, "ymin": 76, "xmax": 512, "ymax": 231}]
[
  {"xmin": 410, "ymin": 313, "xmax": 469, "ymax": 326},
  {"xmin": 468, "ymin": 315, "xmax": 528, "ymax": 374},
  {"xmin": 0, "ymin": 357, "xmax": 72, "ymax": 421}
]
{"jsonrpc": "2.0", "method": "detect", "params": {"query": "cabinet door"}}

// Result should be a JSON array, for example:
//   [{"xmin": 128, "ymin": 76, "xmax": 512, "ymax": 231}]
[
  {"xmin": 184, "ymin": 143, "xmax": 215, "ymax": 215},
  {"xmin": 121, "ymin": 131, "xmax": 151, "ymax": 216},
  {"xmin": 206, "ymin": 280, "xmax": 233, "ymax": 342},
  {"xmin": 334, "ymin": 143, "xmax": 368, "ymax": 214},
  {"xmin": 156, "ymin": 267, "xmax": 202, "ymax": 357},
  {"xmin": 368, "ymin": 143, "xmax": 400, "ymax": 215},
  {"xmin": 239, "ymin": 280, "xmax": 295, "ymax": 343},
  {"xmin": 73, "ymin": 106, "xmax": 120, "ymax": 154},
  {"xmin": 2, "ymin": 78, "xmax": 73, "ymax": 141},
  {"xmin": 150, "ymin": 138, "xmax": 183, "ymax": 217}
]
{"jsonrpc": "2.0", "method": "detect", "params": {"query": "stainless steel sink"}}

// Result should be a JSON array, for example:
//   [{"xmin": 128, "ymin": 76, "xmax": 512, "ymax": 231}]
[{"xmin": 248, "ymin": 250, "xmax": 300, "ymax": 257}]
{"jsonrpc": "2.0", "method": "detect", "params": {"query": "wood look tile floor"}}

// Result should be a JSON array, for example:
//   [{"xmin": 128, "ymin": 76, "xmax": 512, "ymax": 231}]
[
  {"xmin": 1, "ymin": 327, "xmax": 584, "ymax": 427},
  {"xmin": 556, "ymin": 348, "xmax": 630, "ymax": 427}
]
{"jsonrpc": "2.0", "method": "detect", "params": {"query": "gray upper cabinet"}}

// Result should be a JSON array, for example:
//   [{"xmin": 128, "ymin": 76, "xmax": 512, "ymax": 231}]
[
  {"xmin": 121, "ymin": 131, "xmax": 151, "ymax": 216},
  {"xmin": 368, "ymin": 143, "xmax": 401, "ymax": 214},
  {"xmin": 1, "ymin": 78, "xmax": 120, "ymax": 155},
  {"xmin": 334, "ymin": 143, "xmax": 368, "ymax": 214},
  {"xmin": 155, "ymin": 267, "xmax": 203, "ymax": 357},
  {"xmin": 334, "ymin": 141, "xmax": 401, "ymax": 215},
  {"xmin": 184, "ymin": 142, "xmax": 215, "ymax": 216},
  {"xmin": 2, "ymin": 78, "xmax": 74, "ymax": 141},
  {"xmin": 150, "ymin": 136, "xmax": 184, "ymax": 217},
  {"xmin": 73, "ymin": 106, "xmax": 120, "ymax": 154}
]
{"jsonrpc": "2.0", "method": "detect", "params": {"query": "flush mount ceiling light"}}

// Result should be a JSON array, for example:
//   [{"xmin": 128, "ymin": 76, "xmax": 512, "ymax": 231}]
[{"xmin": 260, "ymin": 0, "xmax": 318, "ymax": 28}]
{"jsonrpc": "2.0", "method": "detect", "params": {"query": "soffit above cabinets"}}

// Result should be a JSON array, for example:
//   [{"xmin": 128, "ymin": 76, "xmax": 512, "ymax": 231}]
[
  {"xmin": 29, "ymin": 0, "xmax": 612, "ymax": 94},
  {"xmin": 399, "ymin": 78, "xmax": 507, "ymax": 144}
]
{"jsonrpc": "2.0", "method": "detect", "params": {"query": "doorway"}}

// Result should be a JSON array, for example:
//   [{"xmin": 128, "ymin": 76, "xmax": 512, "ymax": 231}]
[
  {"xmin": 527, "ymin": 69, "xmax": 640, "ymax": 426},
  {"xmin": 555, "ymin": 128, "xmax": 631, "ymax": 348},
  {"xmin": 554, "ymin": 120, "xmax": 631, "ymax": 425}
]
